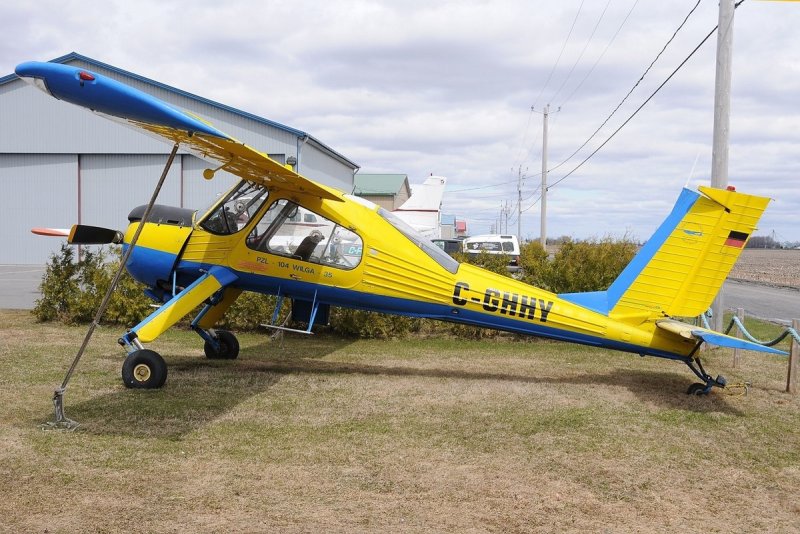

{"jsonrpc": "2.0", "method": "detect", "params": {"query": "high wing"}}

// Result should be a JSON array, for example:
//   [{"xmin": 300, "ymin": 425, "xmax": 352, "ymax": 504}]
[
  {"xmin": 656, "ymin": 319, "xmax": 787, "ymax": 355},
  {"xmin": 14, "ymin": 61, "xmax": 341, "ymax": 202}
]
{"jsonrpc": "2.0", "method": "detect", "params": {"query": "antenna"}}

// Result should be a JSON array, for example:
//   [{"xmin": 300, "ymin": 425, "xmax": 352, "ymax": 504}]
[{"xmin": 685, "ymin": 151, "xmax": 702, "ymax": 189}]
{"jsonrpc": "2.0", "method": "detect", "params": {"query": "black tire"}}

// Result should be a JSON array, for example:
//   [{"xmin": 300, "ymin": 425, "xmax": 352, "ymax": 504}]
[
  {"xmin": 686, "ymin": 382, "xmax": 707, "ymax": 396},
  {"xmin": 122, "ymin": 349, "xmax": 167, "ymax": 389},
  {"xmin": 204, "ymin": 330, "xmax": 240, "ymax": 360}
]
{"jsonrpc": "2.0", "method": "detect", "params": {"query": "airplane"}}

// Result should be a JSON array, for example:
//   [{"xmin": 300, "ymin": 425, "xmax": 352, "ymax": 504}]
[
  {"xmin": 392, "ymin": 175, "xmax": 448, "ymax": 238},
  {"xmin": 16, "ymin": 60, "xmax": 785, "ymax": 399}
]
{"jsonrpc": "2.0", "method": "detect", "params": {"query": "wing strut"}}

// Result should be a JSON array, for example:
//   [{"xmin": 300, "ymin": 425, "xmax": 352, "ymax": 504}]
[{"xmin": 44, "ymin": 143, "xmax": 181, "ymax": 431}]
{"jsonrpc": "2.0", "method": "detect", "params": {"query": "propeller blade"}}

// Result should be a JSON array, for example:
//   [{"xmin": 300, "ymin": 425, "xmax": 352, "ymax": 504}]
[
  {"xmin": 31, "ymin": 227, "xmax": 71, "ymax": 237},
  {"xmin": 68, "ymin": 225, "xmax": 125, "ymax": 245}
]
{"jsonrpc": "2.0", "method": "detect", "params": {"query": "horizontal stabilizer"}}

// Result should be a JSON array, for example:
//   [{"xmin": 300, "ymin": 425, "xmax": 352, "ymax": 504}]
[
  {"xmin": 68, "ymin": 225, "xmax": 124, "ymax": 245},
  {"xmin": 656, "ymin": 319, "xmax": 786, "ymax": 355}
]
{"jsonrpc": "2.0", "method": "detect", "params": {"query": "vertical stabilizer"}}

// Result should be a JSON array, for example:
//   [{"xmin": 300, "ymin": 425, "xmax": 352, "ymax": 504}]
[
  {"xmin": 604, "ymin": 186, "xmax": 770, "ymax": 318},
  {"xmin": 393, "ymin": 176, "xmax": 447, "ymax": 238}
]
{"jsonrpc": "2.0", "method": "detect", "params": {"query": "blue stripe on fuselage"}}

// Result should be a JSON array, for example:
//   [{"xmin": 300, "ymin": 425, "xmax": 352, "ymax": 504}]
[
  {"xmin": 125, "ymin": 252, "xmax": 687, "ymax": 362},
  {"xmin": 224, "ymin": 269, "xmax": 688, "ymax": 362}
]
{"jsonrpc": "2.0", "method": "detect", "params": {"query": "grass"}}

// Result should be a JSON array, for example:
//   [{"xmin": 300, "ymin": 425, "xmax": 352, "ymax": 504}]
[{"xmin": 1, "ymin": 309, "xmax": 799, "ymax": 532}]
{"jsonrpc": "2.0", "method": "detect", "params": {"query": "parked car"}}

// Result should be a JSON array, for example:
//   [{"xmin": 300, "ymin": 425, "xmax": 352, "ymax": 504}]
[
  {"xmin": 462, "ymin": 234, "xmax": 521, "ymax": 272},
  {"xmin": 431, "ymin": 238, "xmax": 463, "ymax": 256}
]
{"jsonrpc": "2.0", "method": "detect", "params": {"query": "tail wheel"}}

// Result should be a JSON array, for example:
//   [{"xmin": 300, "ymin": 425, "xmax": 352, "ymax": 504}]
[
  {"xmin": 204, "ymin": 330, "xmax": 240, "ymax": 360},
  {"xmin": 122, "ymin": 349, "xmax": 167, "ymax": 389},
  {"xmin": 686, "ymin": 382, "xmax": 709, "ymax": 396}
]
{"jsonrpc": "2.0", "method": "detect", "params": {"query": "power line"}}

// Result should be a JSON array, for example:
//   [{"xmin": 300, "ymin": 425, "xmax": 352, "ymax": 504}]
[
  {"xmin": 550, "ymin": 11, "xmax": 735, "ymax": 190},
  {"xmin": 532, "ymin": 0, "xmax": 586, "ymax": 110},
  {"xmin": 546, "ymin": 0, "xmax": 704, "ymax": 177},
  {"xmin": 548, "ymin": 0, "xmax": 613, "ymax": 105},
  {"xmin": 447, "ymin": 179, "xmax": 518, "ymax": 193},
  {"xmin": 558, "ymin": 0, "xmax": 641, "ymax": 109}
]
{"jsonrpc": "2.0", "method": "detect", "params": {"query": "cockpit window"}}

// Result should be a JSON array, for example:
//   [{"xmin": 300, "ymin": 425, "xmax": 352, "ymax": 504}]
[
  {"xmin": 378, "ymin": 208, "xmax": 460, "ymax": 274},
  {"xmin": 199, "ymin": 181, "xmax": 269, "ymax": 235},
  {"xmin": 246, "ymin": 199, "xmax": 363, "ymax": 270}
]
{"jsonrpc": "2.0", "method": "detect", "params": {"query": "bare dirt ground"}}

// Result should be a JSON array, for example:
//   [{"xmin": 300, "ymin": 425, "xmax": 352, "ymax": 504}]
[{"xmin": 729, "ymin": 249, "xmax": 800, "ymax": 289}]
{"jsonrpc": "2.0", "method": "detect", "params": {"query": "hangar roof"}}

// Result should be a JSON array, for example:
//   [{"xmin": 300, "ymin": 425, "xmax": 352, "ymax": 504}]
[
  {"xmin": 353, "ymin": 173, "xmax": 410, "ymax": 196},
  {"xmin": 0, "ymin": 51, "xmax": 358, "ymax": 170}
]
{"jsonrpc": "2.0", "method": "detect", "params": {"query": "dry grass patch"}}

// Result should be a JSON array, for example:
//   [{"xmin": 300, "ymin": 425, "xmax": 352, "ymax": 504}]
[{"xmin": 1, "ymin": 309, "xmax": 799, "ymax": 532}]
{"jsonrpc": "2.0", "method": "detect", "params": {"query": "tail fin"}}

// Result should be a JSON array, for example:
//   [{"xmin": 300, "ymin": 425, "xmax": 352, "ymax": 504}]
[
  {"xmin": 392, "ymin": 176, "xmax": 447, "ymax": 238},
  {"xmin": 561, "ymin": 186, "xmax": 771, "ymax": 318}
]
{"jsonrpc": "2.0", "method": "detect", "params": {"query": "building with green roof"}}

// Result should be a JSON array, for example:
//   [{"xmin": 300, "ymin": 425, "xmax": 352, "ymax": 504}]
[{"xmin": 353, "ymin": 173, "xmax": 411, "ymax": 210}]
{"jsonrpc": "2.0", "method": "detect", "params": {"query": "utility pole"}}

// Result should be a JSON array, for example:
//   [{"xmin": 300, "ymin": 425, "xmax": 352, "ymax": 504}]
[
  {"xmin": 710, "ymin": 0, "xmax": 735, "ymax": 332},
  {"xmin": 517, "ymin": 166, "xmax": 523, "ymax": 239},
  {"xmin": 500, "ymin": 200, "xmax": 511, "ymax": 234},
  {"xmin": 540, "ymin": 104, "xmax": 549, "ymax": 248}
]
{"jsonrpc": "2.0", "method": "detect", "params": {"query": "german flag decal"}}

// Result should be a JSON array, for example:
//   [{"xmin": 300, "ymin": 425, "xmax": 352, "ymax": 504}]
[{"xmin": 724, "ymin": 230, "xmax": 749, "ymax": 248}]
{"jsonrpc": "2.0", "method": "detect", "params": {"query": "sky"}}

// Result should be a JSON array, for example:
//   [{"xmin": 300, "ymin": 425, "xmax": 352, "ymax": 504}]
[{"xmin": 2, "ymin": 0, "xmax": 799, "ymax": 243}]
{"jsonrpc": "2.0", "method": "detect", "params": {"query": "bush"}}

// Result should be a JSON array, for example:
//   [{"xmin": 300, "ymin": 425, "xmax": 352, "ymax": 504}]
[
  {"xmin": 33, "ymin": 244, "xmax": 80, "ymax": 322},
  {"xmin": 524, "ymin": 237, "xmax": 637, "ymax": 294},
  {"xmin": 453, "ymin": 250, "xmax": 514, "ymax": 277},
  {"xmin": 328, "ymin": 308, "xmax": 422, "ymax": 339},
  {"xmin": 518, "ymin": 241, "xmax": 550, "ymax": 288},
  {"xmin": 33, "ymin": 245, "xmax": 152, "ymax": 325}
]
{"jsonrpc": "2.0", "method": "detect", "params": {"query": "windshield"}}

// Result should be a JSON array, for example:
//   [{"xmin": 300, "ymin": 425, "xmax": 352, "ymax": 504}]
[
  {"xmin": 379, "ymin": 208, "xmax": 459, "ymax": 274},
  {"xmin": 198, "ymin": 181, "xmax": 269, "ymax": 235}
]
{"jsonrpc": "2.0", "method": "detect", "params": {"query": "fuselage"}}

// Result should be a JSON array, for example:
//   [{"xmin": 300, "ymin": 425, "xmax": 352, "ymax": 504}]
[{"xmin": 122, "ymin": 180, "xmax": 697, "ymax": 361}]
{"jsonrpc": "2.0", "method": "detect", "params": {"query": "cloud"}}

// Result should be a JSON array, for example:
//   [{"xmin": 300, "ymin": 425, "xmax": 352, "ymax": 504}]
[{"xmin": 1, "ymin": 0, "xmax": 798, "ymax": 242}]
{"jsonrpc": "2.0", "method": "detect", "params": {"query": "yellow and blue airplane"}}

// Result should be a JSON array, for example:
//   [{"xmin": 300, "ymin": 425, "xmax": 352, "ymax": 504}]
[{"xmin": 16, "ymin": 61, "xmax": 784, "ymax": 396}]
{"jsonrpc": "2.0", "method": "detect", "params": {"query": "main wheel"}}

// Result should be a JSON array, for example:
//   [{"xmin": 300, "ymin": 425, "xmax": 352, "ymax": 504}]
[
  {"xmin": 122, "ymin": 349, "xmax": 167, "ymax": 389},
  {"xmin": 204, "ymin": 330, "xmax": 240, "ymax": 360}
]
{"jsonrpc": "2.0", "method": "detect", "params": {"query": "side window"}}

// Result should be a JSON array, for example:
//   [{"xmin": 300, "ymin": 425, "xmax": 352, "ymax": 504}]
[
  {"xmin": 319, "ymin": 226, "xmax": 363, "ymax": 269},
  {"xmin": 502, "ymin": 242, "xmax": 514, "ymax": 252},
  {"xmin": 246, "ymin": 200, "xmax": 363, "ymax": 269}
]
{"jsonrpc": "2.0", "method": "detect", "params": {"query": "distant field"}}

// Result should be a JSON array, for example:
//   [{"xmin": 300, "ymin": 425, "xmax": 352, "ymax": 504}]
[
  {"xmin": 1, "ymin": 310, "xmax": 798, "ymax": 532},
  {"xmin": 730, "ymin": 249, "xmax": 800, "ymax": 289}
]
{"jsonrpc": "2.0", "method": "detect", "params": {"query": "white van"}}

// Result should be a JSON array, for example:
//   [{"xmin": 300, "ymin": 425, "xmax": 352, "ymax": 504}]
[{"xmin": 462, "ymin": 234, "xmax": 521, "ymax": 272}]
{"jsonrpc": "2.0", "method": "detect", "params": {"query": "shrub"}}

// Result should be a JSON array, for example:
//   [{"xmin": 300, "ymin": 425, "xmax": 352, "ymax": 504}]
[
  {"xmin": 220, "ymin": 292, "xmax": 282, "ymax": 331},
  {"xmin": 34, "ymin": 246, "xmax": 152, "ymax": 325},
  {"xmin": 33, "ymin": 244, "xmax": 80, "ymax": 322},
  {"xmin": 518, "ymin": 241, "xmax": 550, "ymax": 288},
  {"xmin": 453, "ymin": 250, "xmax": 513, "ymax": 277},
  {"xmin": 328, "ymin": 308, "xmax": 422, "ymax": 339},
  {"xmin": 539, "ymin": 237, "xmax": 637, "ymax": 294}
]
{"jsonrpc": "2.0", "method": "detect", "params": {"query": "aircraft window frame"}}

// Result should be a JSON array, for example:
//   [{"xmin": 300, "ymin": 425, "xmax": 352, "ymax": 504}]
[
  {"xmin": 198, "ymin": 180, "xmax": 269, "ymax": 236},
  {"xmin": 378, "ymin": 208, "xmax": 460, "ymax": 274},
  {"xmin": 246, "ymin": 199, "xmax": 364, "ymax": 270}
]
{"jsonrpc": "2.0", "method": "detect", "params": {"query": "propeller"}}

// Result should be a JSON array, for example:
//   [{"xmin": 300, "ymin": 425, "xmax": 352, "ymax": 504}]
[{"xmin": 32, "ymin": 225, "xmax": 124, "ymax": 245}]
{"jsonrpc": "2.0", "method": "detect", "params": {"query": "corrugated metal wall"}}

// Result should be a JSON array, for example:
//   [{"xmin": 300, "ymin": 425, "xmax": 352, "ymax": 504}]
[
  {"xmin": 300, "ymin": 142, "xmax": 355, "ymax": 193},
  {"xmin": 80, "ymin": 154, "xmax": 183, "ymax": 231},
  {"xmin": 0, "ymin": 154, "xmax": 78, "ymax": 263},
  {"xmin": 181, "ymin": 155, "xmax": 239, "ymax": 212}
]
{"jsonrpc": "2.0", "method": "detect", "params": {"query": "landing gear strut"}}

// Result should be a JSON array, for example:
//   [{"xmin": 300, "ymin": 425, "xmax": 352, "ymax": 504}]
[{"xmin": 685, "ymin": 354, "xmax": 726, "ymax": 396}]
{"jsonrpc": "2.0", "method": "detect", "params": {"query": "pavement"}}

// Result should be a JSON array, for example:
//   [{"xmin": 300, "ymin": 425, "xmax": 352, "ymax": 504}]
[
  {"xmin": 0, "ymin": 265, "xmax": 46, "ymax": 310},
  {"xmin": 1, "ymin": 265, "xmax": 798, "ymax": 325}
]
